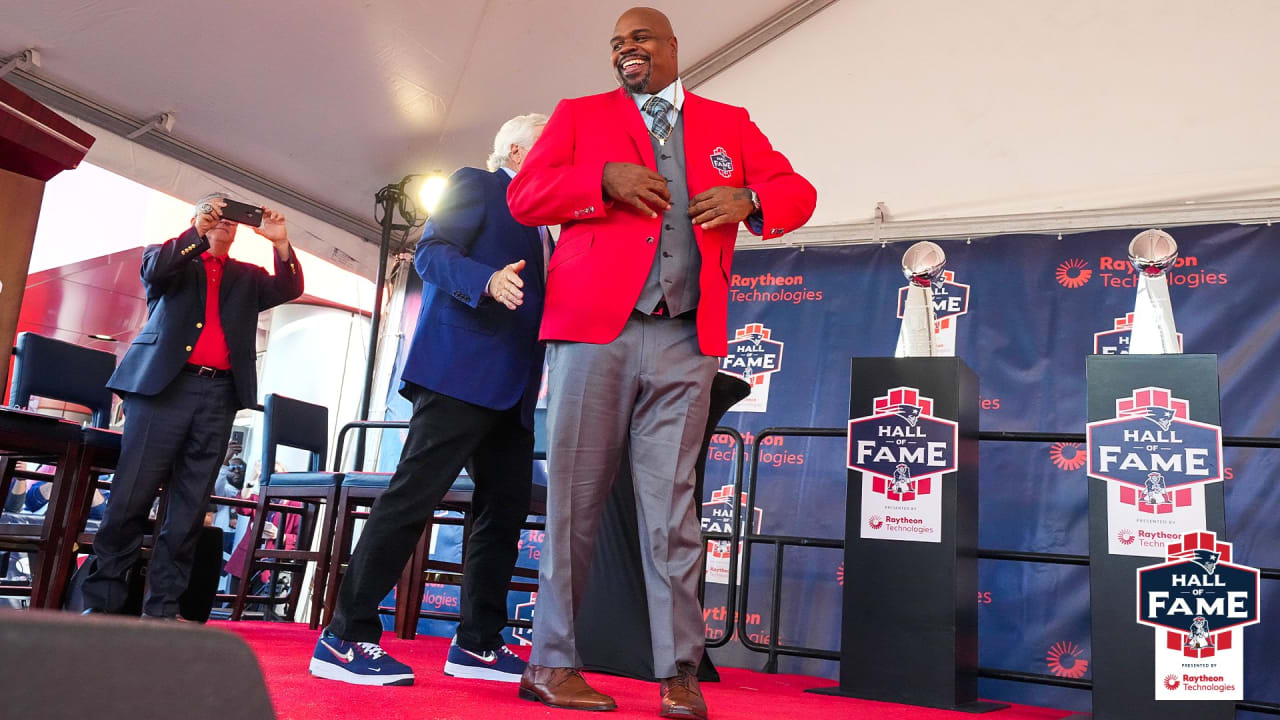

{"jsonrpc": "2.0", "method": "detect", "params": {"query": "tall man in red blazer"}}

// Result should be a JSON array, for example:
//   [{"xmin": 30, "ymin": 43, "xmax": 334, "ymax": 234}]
[{"xmin": 507, "ymin": 7, "xmax": 815, "ymax": 717}]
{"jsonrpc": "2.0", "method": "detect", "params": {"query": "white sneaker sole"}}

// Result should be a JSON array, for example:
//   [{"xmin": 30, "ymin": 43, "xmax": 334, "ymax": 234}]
[
  {"xmin": 309, "ymin": 657, "xmax": 414, "ymax": 686},
  {"xmin": 442, "ymin": 659, "xmax": 523, "ymax": 683}
]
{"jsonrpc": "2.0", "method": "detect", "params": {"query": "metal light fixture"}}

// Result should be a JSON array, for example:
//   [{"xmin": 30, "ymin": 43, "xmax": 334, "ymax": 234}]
[
  {"xmin": 354, "ymin": 170, "xmax": 448, "ymax": 466},
  {"xmin": 416, "ymin": 173, "xmax": 448, "ymax": 215}
]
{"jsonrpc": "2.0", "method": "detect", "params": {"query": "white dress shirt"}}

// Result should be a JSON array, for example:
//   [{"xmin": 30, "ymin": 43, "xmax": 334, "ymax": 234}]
[{"xmin": 630, "ymin": 77, "xmax": 685, "ymax": 138}]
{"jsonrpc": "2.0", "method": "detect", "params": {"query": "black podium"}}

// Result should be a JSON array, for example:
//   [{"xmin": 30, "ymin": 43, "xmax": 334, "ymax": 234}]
[
  {"xmin": 812, "ymin": 357, "xmax": 1002, "ymax": 712},
  {"xmin": 1079, "ymin": 354, "xmax": 1231, "ymax": 720}
]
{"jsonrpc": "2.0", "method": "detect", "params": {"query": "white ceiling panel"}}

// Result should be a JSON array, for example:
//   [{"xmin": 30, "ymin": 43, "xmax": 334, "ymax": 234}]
[{"xmin": 1, "ymin": 1, "xmax": 795, "ymax": 228}]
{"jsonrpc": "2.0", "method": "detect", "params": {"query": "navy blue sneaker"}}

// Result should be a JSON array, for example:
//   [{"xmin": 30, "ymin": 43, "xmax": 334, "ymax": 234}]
[
  {"xmin": 309, "ymin": 629, "xmax": 414, "ymax": 686},
  {"xmin": 442, "ymin": 635, "xmax": 527, "ymax": 682}
]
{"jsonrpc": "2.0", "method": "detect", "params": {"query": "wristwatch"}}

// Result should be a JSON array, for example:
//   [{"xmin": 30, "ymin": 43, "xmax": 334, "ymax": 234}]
[{"xmin": 747, "ymin": 188, "xmax": 761, "ymax": 213}]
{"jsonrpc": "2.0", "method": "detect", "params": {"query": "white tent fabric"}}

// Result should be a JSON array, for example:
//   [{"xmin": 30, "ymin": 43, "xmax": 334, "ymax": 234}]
[
  {"xmin": 1, "ymin": 0, "xmax": 793, "ymax": 268},
  {"xmin": 704, "ymin": 0, "xmax": 1280, "ymax": 247},
  {"xmin": 63, "ymin": 114, "xmax": 381, "ymax": 277},
  {"xmin": 6, "ymin": 1, "xmax": 1280, "ymax": 261}
]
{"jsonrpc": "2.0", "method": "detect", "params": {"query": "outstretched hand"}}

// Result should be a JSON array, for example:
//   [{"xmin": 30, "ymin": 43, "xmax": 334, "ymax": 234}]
[{"xmin": 488, "ymin": 259, "xmax": 527, "ymax": 310}]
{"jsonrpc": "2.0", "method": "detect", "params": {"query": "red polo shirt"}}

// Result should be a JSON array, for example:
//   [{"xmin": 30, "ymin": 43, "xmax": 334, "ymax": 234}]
[{"xmin": 187, "ymin": 253, "xmax": 232, "ymax": 369}]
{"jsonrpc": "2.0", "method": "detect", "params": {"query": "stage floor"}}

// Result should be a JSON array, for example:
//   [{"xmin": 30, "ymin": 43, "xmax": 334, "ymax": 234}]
[{"xmin": 219, "ymin": 621, "xmax": 1074, "ymax": 720}]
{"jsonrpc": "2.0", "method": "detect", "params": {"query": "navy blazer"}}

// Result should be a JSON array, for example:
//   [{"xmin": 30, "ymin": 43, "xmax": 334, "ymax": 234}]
[
  {"xmin": 400, "ymin": 167, "xmax": 546, "ymax": 430},
  {"xmin": 107, "ymin": 226, "xmax": 305, "ymax": 409}
]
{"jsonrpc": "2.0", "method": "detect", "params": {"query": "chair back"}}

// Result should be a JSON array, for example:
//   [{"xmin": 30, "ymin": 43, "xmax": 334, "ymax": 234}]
[
  {"xmin": 8, "ymin": 332, "xmax": 116, "ymax": 428},
  {"xmin": 260, "ymin": 393, "xmax": 328, "ymax": 482}
]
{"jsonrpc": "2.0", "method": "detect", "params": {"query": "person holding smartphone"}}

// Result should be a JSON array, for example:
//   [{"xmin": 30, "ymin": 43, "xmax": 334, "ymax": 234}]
[{"xmin": 80, "ymin": 194, "xmax": 303, "ymax": 620}]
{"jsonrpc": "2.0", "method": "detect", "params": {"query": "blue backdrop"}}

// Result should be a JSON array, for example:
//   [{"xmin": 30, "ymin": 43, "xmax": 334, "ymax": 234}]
[
  {"xmin": 380, "ymin": 222, "xmax": 1277, "ymax": 713},
  {"xmin": 702, "ymin": 222, "xmax": 1277, "ymax": 712}
]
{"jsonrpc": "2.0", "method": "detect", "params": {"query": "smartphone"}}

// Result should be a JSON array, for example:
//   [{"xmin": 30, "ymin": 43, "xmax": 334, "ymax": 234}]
[{"xmin": 218, "ymin": 198, "xmax": 264, "ymax": 227}]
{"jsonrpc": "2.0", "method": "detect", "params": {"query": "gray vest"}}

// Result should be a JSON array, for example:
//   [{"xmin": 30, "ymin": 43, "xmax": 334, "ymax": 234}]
[{"xmin": 635, "ymin": 116, "xmax": 701, "ymax": 316}]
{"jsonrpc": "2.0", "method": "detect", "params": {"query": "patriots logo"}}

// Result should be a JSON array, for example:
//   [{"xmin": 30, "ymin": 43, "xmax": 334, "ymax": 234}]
[
  {"xmin": 744, "ymin": 332, "xmax": 765, "ymax": 351},
  {"xmin": 1143, "ymin": 406, "xmax": 1177, "ymax": 431},
  {"xmin": 1142, "ymin": 471, "xmax": 1169, "ymax": 505},
  {"xmin": 1186, "ymin": 616, "xmax": 1211, "ymax": 649},
  {"xmin": 890, "ymin": 403, "xmax": 922, "ymax": 427},
  {"xmin": 1171, "ymin": 547, "xmax": 1222, "ymax": 575},
  {"xmin": 888, "ymin": 463, "xmax": 914, "ymax": 494}
]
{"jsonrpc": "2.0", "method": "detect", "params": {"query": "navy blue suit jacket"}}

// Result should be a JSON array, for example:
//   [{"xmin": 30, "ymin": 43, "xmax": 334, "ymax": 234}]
[
  {"xmin": 107, "ymin": 227, "xmax": 305, "ymax": 409},
  {"xmin": 400, "ymin": 167, "xmax": 546, "ymax": 430}
]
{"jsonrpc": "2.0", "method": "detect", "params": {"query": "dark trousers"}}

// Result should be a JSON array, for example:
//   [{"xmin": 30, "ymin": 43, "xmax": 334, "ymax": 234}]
[
  {"xmin": 329, "ymin": 384, "xmax": 534, "ymax": 651},
  {"xmin": 82, "ymin": 373, "xmax": 236, "ymax": 617}
]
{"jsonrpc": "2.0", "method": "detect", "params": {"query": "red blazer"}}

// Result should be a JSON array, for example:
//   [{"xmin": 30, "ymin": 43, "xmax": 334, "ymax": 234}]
[{"xmin": 507, "ymin": 87, "xmax": 815, "ymax": 356}]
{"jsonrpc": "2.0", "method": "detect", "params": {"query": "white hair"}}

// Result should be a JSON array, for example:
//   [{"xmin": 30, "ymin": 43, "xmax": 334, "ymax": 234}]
[
  {"xmin": 486, "ymin": 113, "xmax": 548, "ymax": 172},
  {"xmin": 192, "ymin": 191, "xmax": 228, "ymax": 218}
]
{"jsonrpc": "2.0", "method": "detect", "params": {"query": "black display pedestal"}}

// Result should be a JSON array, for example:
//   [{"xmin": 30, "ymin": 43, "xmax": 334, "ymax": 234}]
[
  {"xmin": 1068, "ymin": 354, "xmax": 1231, "ymax": 720},
  {"xmin": 810, "ymin": 357, "xmax": 1004, "ymax": 713}
]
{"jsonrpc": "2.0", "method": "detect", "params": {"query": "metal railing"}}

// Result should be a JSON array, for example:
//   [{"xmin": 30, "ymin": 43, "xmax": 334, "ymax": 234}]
[
  {"xmin": 731, "ymin": 425, "xmax": 1280, "ymax": 715},
  {"xmin": 698, "ymin": 427, "xmax": 745, "ymax": 649},
  {"xmin": 737, "ymin": 427, "xmax": 847, "ymax": 669}
]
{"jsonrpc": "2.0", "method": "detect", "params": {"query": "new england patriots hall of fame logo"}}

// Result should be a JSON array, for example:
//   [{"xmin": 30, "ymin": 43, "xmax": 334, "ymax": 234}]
[
  {"xmin": 709, "ymin": 147, "xmax": 734, "ymax": 178},
  {"xmin": 700, "ymin": 484, "xmax": 764, "ymax": 585},
  {"xmin": 1094, "ymin": 312, "xmax": 1184, "ymax": 355},
  {"xmin": 896, "ymin": 270, "xmax": 969, "ymax": 356},
  {"xmin": 847, "ymin": 387, "xmax": 956, "ymax": 543},
  {"xmin": 512, "ymin": 592, "xmax": 536, "ymax": 647},
  {"xmin": 1137, "ymin": 530, "xmax": 1260, "ymax": 700},
  {"xmin": 1087, "ymin": 387, "xmax": 1223, "ymax": 557},
  {"xmin": 720, "ymin": 323, "xmax": 784, "ymax": 413}
]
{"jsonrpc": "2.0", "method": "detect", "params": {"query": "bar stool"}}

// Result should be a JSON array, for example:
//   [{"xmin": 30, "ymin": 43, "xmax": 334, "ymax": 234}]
[
  {"xmin": 396, "ymin": 471, "xmax": 548, "ymax": 640},
  {"xmin": 2, "ymin": 332, "xmax": 118, "ymax": 608},
  {"xmin": 230, "ymin": 394, "xmax": 342, "ymax": 626},
  {"xmin": 317, "ymin": 420, "xmax": 545, "ymax": 638}
]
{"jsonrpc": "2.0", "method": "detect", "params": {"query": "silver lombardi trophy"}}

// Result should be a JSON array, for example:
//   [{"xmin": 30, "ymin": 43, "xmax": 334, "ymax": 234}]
[
  {"xmin": 895, "ymin": 241, "xmax": 947, "ymax": 357},
  {"xmin": 1127, "ymin": 229, "xmax": 1181, "ymax": 354}
]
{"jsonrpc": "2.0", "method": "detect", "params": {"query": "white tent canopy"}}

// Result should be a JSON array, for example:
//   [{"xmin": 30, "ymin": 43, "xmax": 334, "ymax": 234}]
[
  {"xmin": 704, "ymin": 0, "xmax": 1280, "ymax": 247},
  {"xmin": 5, "ymin": 0, "xmax": 1280, "ymax": 271},
  {"xmin": 2, "ymin": 0, "xmax": 804, "ymax": 274}
]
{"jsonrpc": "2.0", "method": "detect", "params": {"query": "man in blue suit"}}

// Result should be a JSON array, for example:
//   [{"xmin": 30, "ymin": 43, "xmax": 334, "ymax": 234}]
[
  {"xmin": 82, "ymin": 198, "xmax": 303, "ymax": 618},
  {"xmin": 311, "ymin": 113, "xmax": 550, "ymax": 687}
]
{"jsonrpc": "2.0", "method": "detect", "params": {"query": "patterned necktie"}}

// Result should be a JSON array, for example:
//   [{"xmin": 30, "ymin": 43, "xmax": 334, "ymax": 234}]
[{"xmin": 642, "ymin": 95, "xmax": 674, "ymax": 144}]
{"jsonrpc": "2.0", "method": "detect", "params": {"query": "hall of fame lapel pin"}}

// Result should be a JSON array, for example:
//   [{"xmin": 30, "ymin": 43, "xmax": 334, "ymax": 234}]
[{"xmin": 710, "ymin": 147, "xmax": 734, "ymax": 178}]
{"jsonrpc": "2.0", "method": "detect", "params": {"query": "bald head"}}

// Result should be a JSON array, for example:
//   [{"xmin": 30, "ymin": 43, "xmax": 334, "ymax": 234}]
[
  {"xmin": 616, "ymin": 7, "xmax": 673, "ymax": 36},
  {"xmin": 610, "ymin": 7, "xmax": 679, "ymax": 94}
]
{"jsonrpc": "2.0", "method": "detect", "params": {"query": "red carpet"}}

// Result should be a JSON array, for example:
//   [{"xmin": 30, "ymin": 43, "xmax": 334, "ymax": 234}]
[{"xmin": 219, "ymin": 621, "xmax": 1074, "ymax": 720}]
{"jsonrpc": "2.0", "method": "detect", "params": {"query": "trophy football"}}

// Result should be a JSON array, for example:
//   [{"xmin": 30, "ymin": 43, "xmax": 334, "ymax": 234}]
[
  {"xmin": 1127, "ymin": 229, "xmax": 1180, "ymax": 354},
  {"xmin": 895, "ymin": 241, "xmax": 947, "ymax": 358}
]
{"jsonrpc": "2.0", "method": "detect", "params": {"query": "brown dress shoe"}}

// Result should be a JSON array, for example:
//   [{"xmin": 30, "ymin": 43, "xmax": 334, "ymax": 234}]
[
  {"xmin": 519, "ymin": 663, "xmax": 617, "ymax": 711},
  {"xmin": 659, "ymin": 662, "xmax": 708, "ymax": 720}
]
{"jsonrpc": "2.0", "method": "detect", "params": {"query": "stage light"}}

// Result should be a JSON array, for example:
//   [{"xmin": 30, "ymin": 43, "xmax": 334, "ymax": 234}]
[
  {"xmin": 417, "ymin": 172, "xmax": 447, "ymax": 215},
  {"xmin": 357, "ymin": 168, "xmax": 447, "ymax": 467}
]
